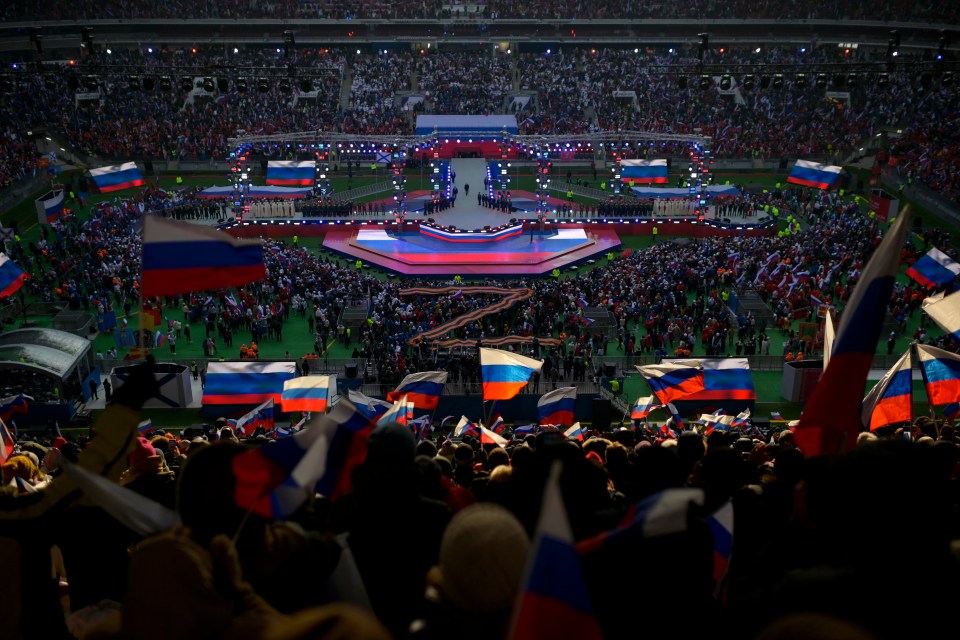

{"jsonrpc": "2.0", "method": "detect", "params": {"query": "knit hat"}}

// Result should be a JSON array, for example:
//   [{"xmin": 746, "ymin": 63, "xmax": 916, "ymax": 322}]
[
  {"xmin": 130, "ymin": 437, "xmax": 157, "ymax": 467},
  {"xmin": 365, "ymin": 421, "xmax": 416, "ymax": 468},
  {"xmin": 430, "ymin": 503, "xmax": 530, "ymax": 613}
]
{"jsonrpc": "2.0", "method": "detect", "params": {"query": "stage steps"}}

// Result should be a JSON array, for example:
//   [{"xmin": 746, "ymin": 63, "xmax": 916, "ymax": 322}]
[{"xmin": 338, "ymin": 300, "xmax": 369, "ymax": 332}]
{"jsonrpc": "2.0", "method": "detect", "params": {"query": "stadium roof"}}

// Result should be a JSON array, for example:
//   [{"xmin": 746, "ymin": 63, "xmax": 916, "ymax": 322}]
[{"xmin": 0, "ymin": 328, "xmax": 90, "ymax": 377}]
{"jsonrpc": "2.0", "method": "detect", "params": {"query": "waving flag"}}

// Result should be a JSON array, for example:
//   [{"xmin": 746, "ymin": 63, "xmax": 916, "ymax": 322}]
[
  {"xmin": 386, "ymin": 371, "xmax": 448, "ymax": 410},
  {"xmin": 916, "ymin": 344, "xmax": 960, "ymax": 407},
  {"xmin": 537, "ymin": 387, "xmax": 577, "ymax": 427},
  {"xmin": 794, "ymin": 209, "xmax": 911, "ymax": 456},
  {"xmin": 731, "ymin": 409, "xmax": 752, "ymax": 429},
  {"xmin": 620, "ymin": 158, "xmax": 668, "ymax": 184},
  {"xmin": 700, "ymin": 411, "xmax": 734, "ymax": 435},
  {"xmin": 635, "ymin": 362, "xmax": 705, "ymax": 404},
  {"xmin": 282, "ymin": 375, "xmax": 335, "ymax": 413},
  {"xmin": 314, "ymin": 400, "xmax": 378, "ymax": 499},
  {"xmin": 907, "ymin": 247, "xmax": 960, "ymax": 289},
  {"xmin": 577, "ymin": 488, "xmax": 705, "ymax": 555},
  {"xmin": 786, "ymin": 159, "xmax": 842, "ymax": 190},
  {"xmin": 409, "ymin": 415, "xmax": 433, "ymax": 440},
  {"xmin": 0, "ymin": 254, "xmax": 29, "ymax": 299},
  {"xmin": 90, "ymin": 161, "xmax": 145, "ymax": 192},
  {"xmin": 137, "ymin": 419, "xmax": 155, "ymax": 436},
  {"xmin": 563, "ymin": 423, "xmax": 585, "ymax": 442},
  {"xmin": 861, "ymin": 349, "xmax": 913, "ymax": 430},
  {"xmin": 944, "ymin": 402, "xmax": 960, "ymax": 420},
  {"xmin": 454, "ymin": 416, "xmax": 481, "ymax": 438},
  {"xmin": 508, "ymin": 461, "xmax": 603, "ymax": 640},
  {"xmin": 38, "ymin": 189, "xmax": 65, "ymax": 223},
  {"xmin": 490, "ymin": 415, "xmax": 507, "ymax": 435},
  {"xmin": 707, "ymin": 501, "xmax": 735, "ymax": 595},
  {"xmin": 515, "ymin": 424, "xmax": 536, "ymax": 436},
  {"xmin": 480, "ymin": 425, "xmax": 510, "ymax": 447},
  {"xmin": 347, "ymin": 389, "xmax": 393, "ymax": 420},
  {"xmin": 631, "ymin": 395, "xmax": 658, "ymax": 420},
  {"xmin": 378, "ymin": 396, "xmax": 414, "ymax": 426},
  {"xmin": 266, "ymin": 160, "xmax": 316, "ymax": 186},
  {"xmin": 141, "ymin": 216, "xmax": 266, "ymax": 298},
  {"xmin": 202, "ymin": 361, "xmax": 296, "ymax": 405},
  {"xmin": 0, "ymin": 394, "xmax": 30, "ymax": 425},
  {"xmin": 921, "ymin": 290, "xmax": 960, "ymax": 341},
  {"xmin": 0, "ymin": 419, "xmax": 15, "ymax": 464},
  {"xmin": 481, "ymin": 348, "xmax": 543, "ymax": 401},
  {"xmin": 660, "ymin": 358, "xmax": 756, "ymax": 405},
  {"xmin": 823, "ymin": 308, "xmax": 836, "ymax": 371},
  {"xmin": 234, "ymin": 399, "xmax": 275, "ymax": 437}
]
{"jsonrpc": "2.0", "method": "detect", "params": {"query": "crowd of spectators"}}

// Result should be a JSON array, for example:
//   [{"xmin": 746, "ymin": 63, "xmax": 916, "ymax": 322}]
[
  {"xmin": 4, "ymin": 0, "xmax": 960, "ymax": 21},
  {"xmin": 415, "ymin": 50, "xmax": 513, "ymax": 115}
]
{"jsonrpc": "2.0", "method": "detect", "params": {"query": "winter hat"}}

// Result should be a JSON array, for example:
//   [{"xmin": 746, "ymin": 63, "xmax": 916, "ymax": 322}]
[
  {"xmin": 365, "ymin": 421, "xmax": 416, "ymax": 468},
  {"xmin": 129, "ymin": 437, "xmax": 158, "ymax": 467},
  {"xmin": 430, "ymin": 503, "xmax": 530, "ymax": 613}
]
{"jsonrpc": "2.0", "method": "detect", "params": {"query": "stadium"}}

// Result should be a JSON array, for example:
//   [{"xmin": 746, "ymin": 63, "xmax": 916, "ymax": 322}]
[{"xmin": 0, "ymin": 5, "xmax": 959, "ymax": 639}]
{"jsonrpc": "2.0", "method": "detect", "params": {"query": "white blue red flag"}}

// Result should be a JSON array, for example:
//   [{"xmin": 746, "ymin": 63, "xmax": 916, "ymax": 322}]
[
  {"xmin": 922, "ymin": 290, "xmax": 960, "ymax": 342},
  {"xmin": 786, "ymin": 159, "xmax": 842, "ymax": 190},
  {"xmin": 481, "ymin": 348, "xmax": 542, "ymax": 401},
  {"xmin": 907, "ymin": 247, "xmax": 960, "ymax": 289},
  {"xmin": 90, "ymin": 162, "xmax": 145, "ymax": 192},
  {"xmin": 234, "ymin": 398, "xmax": 275, "ymax": 437},
  {"xmin": 387, "ymin": 371, "xmax": 447, "ymax": 410},
  {"xmin": 0, "ymin": 254, "xmax": 28, "ymax": 299},
  {"xmin": 860, "ymin": 349, "xmax": 913, "ymax": 430},
  {"xmin": 281, "ymin": 375, "xmax": 335, "ymax": 413},
  {"xmin": 537, "ymin": 387, "xmax": 577, "ymax": 427},
  {"xmin": 266, "ymin": 160, "xmax": 316, "ymax": 186}
]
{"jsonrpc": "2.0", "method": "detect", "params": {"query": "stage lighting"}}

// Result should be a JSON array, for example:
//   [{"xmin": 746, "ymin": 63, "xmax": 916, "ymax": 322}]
[
  {"xmin": 181, "ymin": 77, "xmax": 194, "ymax": 92},
  {"xmin": 698, "ymin": 33, "xmax": 709, "ymax": 58},
  {"xmin": 127, "ymin": 75, "xmax": 140, "ymax": 91},
  {"xmin": 719, "ymin": 75, "xmax": 732, "ymax": 90},
  {"xmin": 815, "ymin": 73, "xmax": 827, "ymax": 88},
  {"xmin": 742, "ymin": 74, "xmax": 755, "ymax": 90},
  {"xmin": 759, "ymin": 75, "xmax": 771, "ymax": 89},
  {"xmin": 877, "ymin": 73, "xmax": 889, "ymax": 88},
  {"xmin": 846, "ymin": 73, "xmax": 858, "ymax": 88},
  {"xmin": 279, "ymin": 78, "xmax": 291, "ymax": 92},
  {"xmin": 795, "ymin": 73, "xmax": 807, "ymax": 87},
  {"xmin": 202, "ymin": 77, "xmax": 215, "ymax": 92},
  {"xmin": 699, "ymin": 75, "xmax": 712, "ymax": 89},
  {"xmin": 0, "ymin": 76, "xmax": 13, "ymax": 92},
  {"xmin": 142, "ymin": 76, "xmax": 155, "ymax": 91},
  {"xmin": 283, "ymin": 30, "xmax": 295, "ymax": 57},
  {"xmin": 44, "ymin": 74, "xmax": 56, "ymax": 89},
  {"xmin": 216, "ymin": 77, "xmax": 228, "ymax": 92},
  {"xmin": 943, "ymin": 71, "xmax": 954, "ymax": 87},
  {"xmin": 772, "ymin": 74, "xmax": 783, "ymax": 89},
  {"xmin": 84, "ymin": 75, "xmax": 98, "ymax": 90},
  {"xmin": 80, "ymin": 27, "xmax": 94, "ymax": 53},
  {"xmin": 257, "ymin": 77, "xmax": 271, "ymax": 92},
  {"xmin": 236, "ymin": 78, "xmax": 248, "ymax": 93},
  {"xmin": 888, "ymin": 29, "xmax": 900, "ymax": 58},
  {"xmin": 159, "ymin": 75, "xmax": 172, "ymax": 91}
]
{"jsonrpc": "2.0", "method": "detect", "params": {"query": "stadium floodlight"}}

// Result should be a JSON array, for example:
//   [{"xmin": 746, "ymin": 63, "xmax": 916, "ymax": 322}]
[
  {"xmin": 699, "ymin": 75, "xmax": 712, "ymax": 89},
  {"xmin": 888, "ymin": 29, "xmax": 900, "ymax": 58},
  {"xmin": 719, "ymin": 75, "xmax": 732, "ymax": 90},
  {"xmin": 202, "ymin": 77, "xmax": 215, "ymax": 92}
]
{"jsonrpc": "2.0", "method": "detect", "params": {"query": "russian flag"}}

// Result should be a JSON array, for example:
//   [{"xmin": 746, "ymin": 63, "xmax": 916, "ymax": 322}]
[
  {"xmin": 907, "ymin": 247, "xmax": 960, "ymax": 289},
  {"xmin": 577, "ymin": 487, "xmax": 705, "ymax": 555},
  {"xmin": 386, "ymin": 371, "xmax": 448, "ymax": 410},
  {"xmin": 794, "ymin": 210, "xmax": 911, "ymax": 456},
  {"xmin": 266, "ymin": 160, "xmax": 316, "ymax": 186},
  {"xmin": 537, "ymin": 387, "xmax": 577, "ymax": 427},
  {"xmin": 631, "ymin": 395, "xmax": 658, "ymax": 420},
  {"xmin": 137, "ymin": 419, "xmax": 155, "ymax": 436},
  {"xmin": 232, "ymin": 410, "xmax": 339, "ymax": 518},
  {"xmin": 563, "ymin": 422, "xmax": 585, "ymax": 442},
  {"xmin": 141, "ymin": 216, "xmax": 265, "ymax": 298},
  {"xmin": 0, "ymin": 419, "xmax": 16, "ymax": 464},
  {"xmin": 860, "ymin": 349, "xmax": 913, "ymax": 430},
  {"xmin": 90, "ymin": 162, "xmax": 145, "ymax": 193},
  {"xmin": 620, "ymin": 159, "xmax": 669, "ymax": 184},
  {"xmin": 315, "ymin": 400, "xmax": 377, "ymax": 499},
  {"xmin": 234, "ymin": 398, "xmax": 275, "ymax": 436},
  {"xmin": 202, "ymin": 361, "xmax": 296, "ymax": 405},
  {"xmin": 786, "ymin": 159, "xmax": 842, "ymax": 190},
  {"xmin": 917, "ymin": 344, "xmax": 960, "ymax": 407},
  {"xmin": 707, "ymin": 501, "xmax": 734, "ymax": 592},
  {"xmin": 378, "ymin": 396, "xmax": 414, "ymax": 426},
  {"xmin": 922, "ymin": 290, "xmax": 960, "ymax": 341},
  {"xmin": 40, "ymin": 189, "xmax": 65, "ymax": 222},
  {"xmin": 481, "ymin": 348, "xmax": 543, "ymax": 401},
  {"xmin": 576, "ymin": 297, "xmax": 588, "ymax": 309},
  {"xmin": 0, "ymin": 394, "xmax": 30, "ymax": 425},
  {"xmin": 0, "ymin": 254, "xmax": 29, "ymax": 299},
  {"xmin": 700, "ymin": 411, "xmax": 734, "ymax": 435},
  {"xmin": 454, "ymin": 416, "xmax": 481, "ymax": 438},
  {"xmin": 515, "ymin": 424, "xmax": 537, "ymax": 436},
  {"xmin": 508, "ymin": 461, "xmax": 604, "ymax": 640},
  {"xmin": 490, "ymin": 415, "xmax": 507, "ymax": 435},
  {"xmin": 634, "ymin": 362, "xmax": 706, "ymax": 404},
  {"xmin": 731, "ymin": 408, "xmax": 752, "ymax": 429},
  {"xmin": 346, "ymin": 389, "xmax": 393, "ymax": 420},
  {"xmin": 659, "ymin": 358, "xmax": 756, "ymax": 405},
  {"xmin": 944, "ymin": 402, "xmax": 960, "ymax": 420},
  {"xmin": 480, "ymin": 425, "xmax": 510, "ymax": 447},
  {"xmin": 281, "ymin": 375, "xmax": 335, "ymax": 413}
]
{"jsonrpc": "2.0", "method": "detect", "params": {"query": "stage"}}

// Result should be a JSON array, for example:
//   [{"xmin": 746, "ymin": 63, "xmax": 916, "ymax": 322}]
[{"xmin": 322, "ymin": 224, "xmax": 622, "ymax": 277}]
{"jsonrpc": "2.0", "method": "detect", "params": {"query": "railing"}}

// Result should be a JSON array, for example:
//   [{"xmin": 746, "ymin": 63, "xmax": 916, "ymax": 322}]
[{"xmin": 326, "ymin": 180, "xmax": 396, "ymax": 202}]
